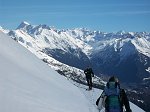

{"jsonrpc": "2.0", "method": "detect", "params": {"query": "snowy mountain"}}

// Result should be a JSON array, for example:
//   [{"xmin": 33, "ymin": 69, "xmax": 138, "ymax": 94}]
[
  {"xmin": 0, "ymin": 31, "xmax": 144, "ymax": 112},
  {"xmin": 90, "ymin": 36, "xmax": 150, "ymax": 82},
  {"xmin": 0, "ymin": 24, "xmax": 104, "ymax": 88},
  {"xmin": 1, "ymin": 22, "xmax": 149, "ymax": 84},
  {"xmin": 14, "ymin": 22, "xmax": 91, "ymax": 69}
]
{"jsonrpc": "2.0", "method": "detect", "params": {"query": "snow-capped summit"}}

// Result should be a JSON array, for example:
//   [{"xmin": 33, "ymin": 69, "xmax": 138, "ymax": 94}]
[
  {"xmin": 0, "ymin": 26, "xmax": 9, "ymax": 33},
  {"xmin": 16, "ymin": 21, "xmax": 34, "ymax": 34},
  {"xmin": 37, "ymin": 24, "xmax": 51, "ymax": 30},
  {"xmin": 17, "ymin": 21, "xmax": 30, "ymax": 29},
  {"xmin": 116, "ymin": 30, "xmax": 126, "ymax": 35}
]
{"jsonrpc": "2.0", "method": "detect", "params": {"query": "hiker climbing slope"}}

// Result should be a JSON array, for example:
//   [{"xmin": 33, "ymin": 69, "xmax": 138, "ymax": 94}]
[{"xmin": 84, "ymin": 66, "xmax": 94, "ymax": 90}]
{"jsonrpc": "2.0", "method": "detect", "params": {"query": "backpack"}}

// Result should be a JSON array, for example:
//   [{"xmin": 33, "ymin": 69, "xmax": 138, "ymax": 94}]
[
  {"xmin": 84, "ymin": 68, "xmax": 94, "ymax": 77},
  {"xmin": 104, "ymin": 82, "xmax": 123, "ymax": 112}
]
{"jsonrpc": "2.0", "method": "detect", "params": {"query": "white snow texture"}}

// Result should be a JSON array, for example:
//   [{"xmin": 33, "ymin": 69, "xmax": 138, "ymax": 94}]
[{"xmin": 0, "ymin": 31, "xmax": 144, "ymax": 112}]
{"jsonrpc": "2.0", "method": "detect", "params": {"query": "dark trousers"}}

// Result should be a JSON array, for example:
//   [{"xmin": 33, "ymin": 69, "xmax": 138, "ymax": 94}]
[{"xmin": 86, "ymin": 76, "xmax": 92, "ymax": 89}]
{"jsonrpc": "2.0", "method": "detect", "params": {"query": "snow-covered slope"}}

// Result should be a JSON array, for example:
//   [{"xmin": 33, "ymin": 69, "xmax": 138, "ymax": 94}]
[
  {"xmin": 74, "ymin": 84, "xmax": 145, "ymax": 112},
  {"xmin": 0, "ymin": 31, "xmax": 145, "ymax": 112},
  {"xmin": 0, "ymin": 31, "xmax": 91, "ymax": 112}
]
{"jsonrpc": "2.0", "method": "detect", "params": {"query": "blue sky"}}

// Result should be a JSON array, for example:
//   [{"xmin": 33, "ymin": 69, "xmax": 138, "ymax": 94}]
[{"xmin": 0, "ymin": 0, "xmax": 150, "ymax": 32}]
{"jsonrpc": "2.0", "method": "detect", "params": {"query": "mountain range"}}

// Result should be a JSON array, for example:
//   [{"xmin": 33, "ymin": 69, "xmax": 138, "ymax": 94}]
[
  {"xmin": 1, "ymin": 21, "xmax": 149, "ymax": 84},
  {"xmin": 0, "ymin": 21, "xmax": 150, "ymax": 111},
  {"xmin": 0, "ymin": 28, "xmax": 144, "ymax": 112}
]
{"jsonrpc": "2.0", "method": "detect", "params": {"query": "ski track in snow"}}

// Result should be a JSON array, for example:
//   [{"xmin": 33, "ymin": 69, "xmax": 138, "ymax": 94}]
[{"xmin": 70, "ymin": 80, "xmax": 101, "ymax": 112}]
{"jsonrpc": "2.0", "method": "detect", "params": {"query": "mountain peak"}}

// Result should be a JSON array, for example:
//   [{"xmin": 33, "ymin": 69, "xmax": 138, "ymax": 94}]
[
  {"xmin": 22, "ymin": 21, "xmax": 30, "ymax": 25},
  {"xmin": 16, "ymin": 21, "xmax": 30, "ymax": 29},
  {"xmin": 116, "ymin": 30, "xmax": 126, "ymax": 35},
  {"xmin": 0, "ymin": 26, "xmax": 9, "ymax": 33},
  {"xmin": 38, "ymin": 24, "xmax": 51, "ymax": 30}
]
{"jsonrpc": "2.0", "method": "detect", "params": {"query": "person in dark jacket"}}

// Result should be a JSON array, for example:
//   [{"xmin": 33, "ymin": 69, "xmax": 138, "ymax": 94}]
[
  {"xmin": 84, "ymin": 66, "xmax": 94, "ymax": 90},
  {"xmin": 96, "ymin": 76, "xmax": 132, "ymax": 112}
]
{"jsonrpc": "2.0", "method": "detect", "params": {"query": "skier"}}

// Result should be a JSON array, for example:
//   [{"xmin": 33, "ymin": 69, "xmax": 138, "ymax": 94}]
[
  {"xmin": 96, "ymin": 76, "xmax": 132, "ymax": 112},
  {"xmin": 84, "ymin": 66, "xmax": 94, "ymax": 90}
]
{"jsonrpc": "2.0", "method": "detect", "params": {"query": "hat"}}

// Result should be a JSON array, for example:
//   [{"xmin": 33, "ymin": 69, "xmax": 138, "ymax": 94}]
[
  {"xmin": 109, "ymin": 76, "xmax": 116, "ymax": 82},
  {"xmin": 109, "ymin": 76, "xmax": 119, "ymax": 82}
]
